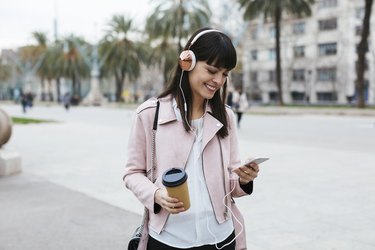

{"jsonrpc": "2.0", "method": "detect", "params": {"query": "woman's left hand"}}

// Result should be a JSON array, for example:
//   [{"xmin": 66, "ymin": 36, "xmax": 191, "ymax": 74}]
[{"xmin": 233, "ymin": 162, "xmax": 259, "ymax": 185}]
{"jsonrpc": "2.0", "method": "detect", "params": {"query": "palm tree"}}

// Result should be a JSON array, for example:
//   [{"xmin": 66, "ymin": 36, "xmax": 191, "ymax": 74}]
[
  {"xmin": 145, "ymin": 0, "xmax": 211, "ymax": 85},
  {"xmin": 39, "ymin": 41, "xmax": 65, "ymax": 102},
  {"xmin": 146, "ymin": 0, "xmax": 211, "ymax": 52},
  {"xmin": 61, "ymin": 36, "xmax": 90, "ymax": 101},
  {"xmin": 238, "ymin": 0, "xmax": 314, "ymax": 106},
  {"xmin": 100, "ymin": 15, "xmax": 145, "ymax": 102},
  {"xmin": 146, "ymin": 38, "xmax": 177, "ymax": 87},
  {"xmin": 31, "ymin": 32, "xmax": 49, "ymax": 100},
  {"xmin": 356, "ymin": 0, "xmax": 373, "ymax": 108},
  {"xmin": 0, "ymin": 59, "xmax": 11, "ymax": 83}
]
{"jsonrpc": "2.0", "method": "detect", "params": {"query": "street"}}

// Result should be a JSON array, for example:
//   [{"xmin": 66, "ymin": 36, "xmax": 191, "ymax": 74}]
[{"xmin": 1, "ymin": 103, "xmax": 375, "ymax": 249}]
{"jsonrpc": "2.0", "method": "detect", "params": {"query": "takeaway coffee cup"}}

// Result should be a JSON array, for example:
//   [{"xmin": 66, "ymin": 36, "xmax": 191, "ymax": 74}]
[{"xmin": 162, "ymin": 168, "xmax": 190, "ymax": 211}]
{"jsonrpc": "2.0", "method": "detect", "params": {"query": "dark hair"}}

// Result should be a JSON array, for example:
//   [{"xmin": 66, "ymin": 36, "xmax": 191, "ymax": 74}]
[{"xmin": 159, "ymin": 27, "xmax": 237, "ymax": 138}]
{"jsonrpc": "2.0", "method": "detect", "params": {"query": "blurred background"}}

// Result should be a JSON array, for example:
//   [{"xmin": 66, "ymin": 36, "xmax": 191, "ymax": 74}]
[{"xmin": 0, "ymin": 0, "xmax": 374, "ymax": 109}]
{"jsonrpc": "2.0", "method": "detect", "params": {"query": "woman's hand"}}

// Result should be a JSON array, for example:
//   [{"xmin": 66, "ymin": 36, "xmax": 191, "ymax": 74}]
[
  {"xmin": 233, "ymin": 162, "xmax": 259, "ymax": 185},
  {"xmin": 155, "ymin": 188, "xmax": 185, "ymax": 214}
]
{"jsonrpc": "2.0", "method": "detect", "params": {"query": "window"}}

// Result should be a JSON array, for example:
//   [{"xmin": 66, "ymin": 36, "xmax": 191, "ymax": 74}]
[
  {"xmin": 291, "ymin": 91, "xmax": 306, "ymax": 102},
  {"xmin": 269, "ymin": 26, "xmax": 276, "ymax": 38},
  {"xmin": 293, "ymin": 46, "xmax": 305, "ymax": 58},
  {"xmin": 269, "ymin": 92, "xmax": 279, "ymax": 102},
  {"xmin": 319, "ymin": 43, "xmax": 337, "ymax": 56},
  {"xmin": 317, "ymin": 92, "xmax": 337, "ymax": 101},
  {"xmin": 319, "ymin": 18, "xmax": 337, "ymax": 31},
  {"xmin": 356, "ymin": 7, "xmax": 365, "ymax": 19},
  {"xmin": 317, "ymin": 67, "xmax": 336, "ymax": 81},
  {"xmin": 292, "ymin": 69, "xmax": 305, "ymax": 81},
  {"xmin": 269, "ymin": 49, "xmax": 276, "ymax": 60},
  {"xmin": 269, "ymin": 70, "xmax": 275, "ymax": 82},
  {"xmin": 293, "ymin": 22, "xmax": 305, "ymax": 34},
  {"xmin": 251, "ymin": 29, "xmax": 258, "ymax": 40},
  {"xmin": 318, "ymin": 0, "xmax": 337, "ymax": 9},
  {"xmin": 251, "ymin": 50, "xmax": 258, "ymax": 60},
  {"xmin": 250, "ymin": 71, "xmax": 258, "ymax": 83}
]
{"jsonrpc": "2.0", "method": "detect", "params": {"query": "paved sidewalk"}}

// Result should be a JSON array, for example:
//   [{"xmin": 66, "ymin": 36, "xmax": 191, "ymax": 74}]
[{"xmin": 0, "ymin": 173, "xmax": 141, "ymax": 250}]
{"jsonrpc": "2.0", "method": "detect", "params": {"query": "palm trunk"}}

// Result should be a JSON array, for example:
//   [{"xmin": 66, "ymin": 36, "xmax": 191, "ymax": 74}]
[
  {"xmin": 114, "ymin": 70, "xmax": 125, "ymax": 102},
  {"xmin": 40, "ymin": 77, "xmax": 46, "ymax": 101},
  {"xmin": 72, "ymin": 74, "xmax": 77, "ymax": 96},
  {"xmin": 56, "ymin": 77, "xmax": 61, "ymax": 103},
  {"xmin": 275, "ymin": 5, "xmax": 284, "ymax": 106},
  {"xmin": 356, "ymin": 0, "xmax": 373, "ymax": 108}
]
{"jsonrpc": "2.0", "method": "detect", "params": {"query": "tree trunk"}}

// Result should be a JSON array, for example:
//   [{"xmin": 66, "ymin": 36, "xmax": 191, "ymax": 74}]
[
  {"xmin": 40, "ymin": 77, "xmax": 46, "ymax": 101},
  {"xmin": 114, "ymin": 71, "xmax": 125, "ymax": 102},
  {"xmin": 56, "ymin": 77, "xmax": 61, "ymax": 103},
  {"xmin": 72, "ymin": 74, "xmax": 77, "ymax": 96},
  {"xmin": 275, "ymin": 5, "xmax": 284, "ymax": 106},
  {"xmin": 356, "ymin": 0, "xmax": 373, "ymax": 108}
]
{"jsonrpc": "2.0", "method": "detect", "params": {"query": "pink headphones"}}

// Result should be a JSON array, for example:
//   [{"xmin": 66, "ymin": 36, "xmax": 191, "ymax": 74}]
[{"xmin": 178, "ymin": 29, "xmax": 223, "ymax": 71}]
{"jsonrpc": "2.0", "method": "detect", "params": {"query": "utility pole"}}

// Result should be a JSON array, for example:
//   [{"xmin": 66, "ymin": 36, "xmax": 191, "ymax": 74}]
[{"xmin": 53, "ymin": 0, "xmax": 58, "ymax": 42}]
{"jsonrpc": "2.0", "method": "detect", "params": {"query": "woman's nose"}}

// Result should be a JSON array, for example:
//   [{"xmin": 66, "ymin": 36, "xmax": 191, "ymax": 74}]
[{"xmin": 212, "ymin": 73, "xmax": 225, "ymax": 85}]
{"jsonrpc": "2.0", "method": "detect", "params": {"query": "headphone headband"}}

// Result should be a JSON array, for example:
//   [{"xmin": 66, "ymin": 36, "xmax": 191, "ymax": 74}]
[{"xmin": 188, "ymin": 29, "xmax": 222, "ymax": 49}]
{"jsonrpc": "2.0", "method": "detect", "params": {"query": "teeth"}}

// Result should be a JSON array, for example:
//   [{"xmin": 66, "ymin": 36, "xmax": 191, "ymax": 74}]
[{"xmin": 205, "ymin": 84, "xmax": 216, "ymax": 91}]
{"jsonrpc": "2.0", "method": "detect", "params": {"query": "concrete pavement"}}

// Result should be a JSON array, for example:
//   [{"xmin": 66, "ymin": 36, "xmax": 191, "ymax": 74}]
[
  {"xmin": 0, "ymin": 103, "xmax": 375, "ymax": 249},
  {"xmin": 0, "ymin": 174, "xmax": 140, "ymax": 250}
]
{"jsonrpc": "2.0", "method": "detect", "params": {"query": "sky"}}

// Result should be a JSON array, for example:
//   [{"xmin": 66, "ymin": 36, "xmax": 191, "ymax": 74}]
[
  {"xmin": 0, "ymin": 0, "xmax": 155, "ymax": 50},
  {"xmin": 0, "ymin": 0, "xmax": 242, "ymax": 53}
]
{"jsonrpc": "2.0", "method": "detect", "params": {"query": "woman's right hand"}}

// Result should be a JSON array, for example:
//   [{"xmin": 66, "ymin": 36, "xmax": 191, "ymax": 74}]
[{"xmin": 155, "ymin": 188, "xmax": 185, "ymax": 214}]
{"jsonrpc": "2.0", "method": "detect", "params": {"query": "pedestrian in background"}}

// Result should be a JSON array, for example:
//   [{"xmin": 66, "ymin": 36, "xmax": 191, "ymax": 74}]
[
  {"xmin": 21, "ymin": 93, "xmax": 28, "ymax": 113},
  {"xmin": 123, "ymin": 28, "xmax": 260, "ymax": 250},
  {"xmin": 232, "ymin": 87, "xmax": 248, "ymax": 128},
  {"xmin": 226, "ymin": 88, "xmax": 233, "ymax": 108},
  {"xmin": 62, "ymin": 92, "xmax": 71, "ymax": 111}
]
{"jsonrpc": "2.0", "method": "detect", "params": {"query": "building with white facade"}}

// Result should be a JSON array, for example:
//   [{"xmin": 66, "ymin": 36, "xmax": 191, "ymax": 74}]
[{"xmin": 242, "ymin": 0, "xmax": 375, "ymax": 105}]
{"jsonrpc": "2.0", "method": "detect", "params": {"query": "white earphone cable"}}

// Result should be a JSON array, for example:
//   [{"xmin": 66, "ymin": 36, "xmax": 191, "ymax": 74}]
[
  {"xmin": 179, "ymin": 69, "xmax": 195, "ymax": 133},
  {"xmin": 206, "ymin": 183, "xmax": 243, "ymax": 250}
]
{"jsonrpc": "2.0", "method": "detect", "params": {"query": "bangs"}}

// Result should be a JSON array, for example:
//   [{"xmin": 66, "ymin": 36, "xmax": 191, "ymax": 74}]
[
  {"xmin": 193, "ymin": 33, "xmax": 237, "ymax": 70},
  {"xmin": 206, "ymin": 42, "xmax": 237, "ymax": 70}
]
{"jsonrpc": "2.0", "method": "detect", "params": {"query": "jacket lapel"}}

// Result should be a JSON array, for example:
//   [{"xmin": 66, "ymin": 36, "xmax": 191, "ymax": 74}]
[{"xmin": 202, "ymin": 112, "xmax": 222, "ymax": 151}]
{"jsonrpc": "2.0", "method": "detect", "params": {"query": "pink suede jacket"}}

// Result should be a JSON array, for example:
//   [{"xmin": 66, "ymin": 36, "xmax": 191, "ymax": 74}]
[{"xmin": 123, "ymin": 95, "xmax": 251, "ymax": 250}]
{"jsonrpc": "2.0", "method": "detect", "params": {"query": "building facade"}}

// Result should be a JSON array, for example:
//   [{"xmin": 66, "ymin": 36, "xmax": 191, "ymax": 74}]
[{"xmin": 242, "ymin": 0, "xmax": 375, "ymax": 105}]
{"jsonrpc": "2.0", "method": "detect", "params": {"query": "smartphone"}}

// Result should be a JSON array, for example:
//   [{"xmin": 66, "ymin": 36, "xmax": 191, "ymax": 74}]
[{"xmin": 244, "ymin": 158, "xmax": 269, "ymax": 166}]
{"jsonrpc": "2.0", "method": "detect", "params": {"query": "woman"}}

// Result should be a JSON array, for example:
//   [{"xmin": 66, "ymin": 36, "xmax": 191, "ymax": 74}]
[{"xmin": 124, "ymin": 28, "xmax": 259, "ymax": 250}]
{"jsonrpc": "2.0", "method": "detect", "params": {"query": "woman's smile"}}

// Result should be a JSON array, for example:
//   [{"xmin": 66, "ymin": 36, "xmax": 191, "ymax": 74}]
[{"xmin": 204, "ymin": 82, "xmax": 217, "ymax": 92}]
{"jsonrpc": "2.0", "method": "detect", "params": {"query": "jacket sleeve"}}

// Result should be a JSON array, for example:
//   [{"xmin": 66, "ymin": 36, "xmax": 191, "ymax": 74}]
[{"xmin": 123, "ymin": 110, "xmax": 160, "ymax": 214}]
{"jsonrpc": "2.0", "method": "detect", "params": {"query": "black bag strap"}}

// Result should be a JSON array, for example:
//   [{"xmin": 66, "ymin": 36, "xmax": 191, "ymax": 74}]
[
  {"xmin": 148, "ymin": 100, "xmax": 160, "ymax": 182},
  {"xmin": 152, "ymin": 100, "xmax": 160, "ymax": 131}
]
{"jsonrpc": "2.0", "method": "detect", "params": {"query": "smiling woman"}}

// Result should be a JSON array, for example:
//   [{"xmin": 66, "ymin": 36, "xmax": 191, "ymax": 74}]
[{"xmin": 123, "ymin": 27, "xmax": 261, "ymax": 250}]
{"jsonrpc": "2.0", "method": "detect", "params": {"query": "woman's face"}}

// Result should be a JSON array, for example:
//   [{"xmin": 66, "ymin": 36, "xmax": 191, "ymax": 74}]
[{"xmin": 188, "ymin": 61, "xmax": 229, "ymax": 104}]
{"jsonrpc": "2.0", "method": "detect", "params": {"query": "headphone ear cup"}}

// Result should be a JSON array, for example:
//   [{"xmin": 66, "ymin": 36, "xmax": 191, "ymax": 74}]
[{"xmin": 179, "ymin": 50, "xmax": 196, "ymax": 71}]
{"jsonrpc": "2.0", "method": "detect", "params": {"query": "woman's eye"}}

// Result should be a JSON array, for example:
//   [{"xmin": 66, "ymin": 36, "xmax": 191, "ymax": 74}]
[
  {"xmin": 207, "ymin": 69, "xmax": 216, "ymax": 74},
  {"xmin": 223, "ymin": 73, "xmax": 229, "ymax": 77}
]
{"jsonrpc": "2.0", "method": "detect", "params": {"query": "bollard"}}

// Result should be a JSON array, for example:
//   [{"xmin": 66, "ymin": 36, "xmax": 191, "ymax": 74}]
[
  {"xmin": 0, "ymin": 108, "xmax": 21, "ymax": 176},
  {"xmin": 0, "ymin": 108, "xmax": 12, "ymax": 147}
]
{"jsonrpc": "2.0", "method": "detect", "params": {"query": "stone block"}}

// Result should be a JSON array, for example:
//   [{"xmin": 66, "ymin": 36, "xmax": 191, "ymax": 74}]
[{"xmin": 0, "ymin": 149, "xmax": 22, "ymax": 176}]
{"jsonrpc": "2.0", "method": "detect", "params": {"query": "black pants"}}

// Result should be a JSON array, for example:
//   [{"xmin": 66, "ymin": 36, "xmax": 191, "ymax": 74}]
[
  {"xmin": 147, "ymin": 231, "xmax": 235, "ymax": 250},
  {"xmin": 236, "ymin": 112, "xmax": 243, "ymax": 127}
]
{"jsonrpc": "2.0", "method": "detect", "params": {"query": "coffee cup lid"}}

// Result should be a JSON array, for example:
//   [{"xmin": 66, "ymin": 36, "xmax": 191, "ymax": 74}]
[{"xmin": 162, "ymin": 168, "xmax": 187, "ymax": 187}]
